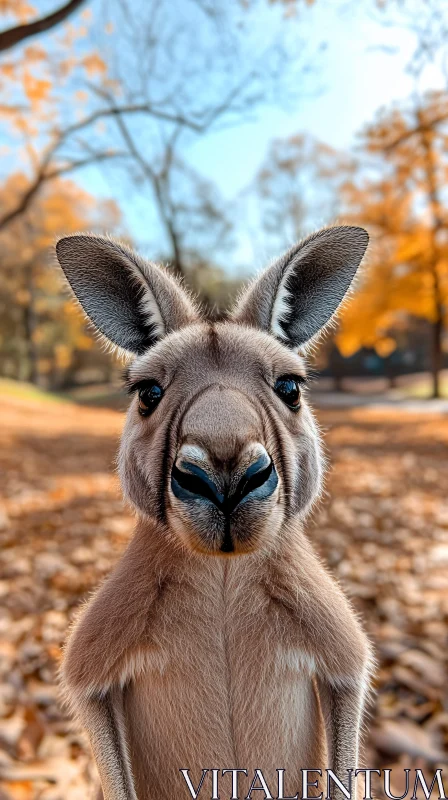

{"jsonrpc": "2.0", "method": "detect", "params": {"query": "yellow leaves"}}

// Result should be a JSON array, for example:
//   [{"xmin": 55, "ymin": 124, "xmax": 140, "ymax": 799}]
[
  {"xmin": 25, "ymin": 141, "xmax": 39, "ymax": 171},
  {"xmin": 0, "ymin": 0, "xmax": 36, "ymax": 21},
  {"xmin": 0, "ymin": 105, "xmax": 23, "ymax": 119},
  {"xmin": 82, "ymin": 53, "xmax": 107, "ymax": 77},
  {"xmin": 32, "ymin": 328, "xmax": 45, "ymax": 345},
  {"xmin": 38, "ymin": 183, "xmax": 96, "ymax": 240},
  {"xmin": 1, "ymin": 1, "xmax": 103, "ymax": 148},
  {"xmin": 2, "ymin": 170, "xmax": 29, "ymax": 196},
  {"xmin": 12, "ymin": 116, "xmax": 34, "ymax": 136},
  {"xmin": 62, "ymin": 300, "xmax": 74, "ymax": 315},
  {"xmin": 57, "ymin": 57, "xmax": 76, "ymax": 79},
  {"xmin": 336, "ymin": 332, "xmax": 362, "ymax": 359},
  {"xmin": 0, "ymin": 781, "xmax": 34, "ymax": 800},
  {"xmin": 335, "ymin": 94, "xmax": 448, "ymax": 359},
  {"xmin": 37, "ymin": 358, "xmax": 52, "ymax": 375},
  {"xmin": 0, "ymin": 63, "xmax": 16, "ymax": 79},
  {"xmin": 61, "ymin": 304, "xmax": 94, "ymax": 352},
  {"xmin": 24, "ymin": 45, "xmax": 47, "ymax": 63},
  {"xmin": 54, "ymin": 344, "xmax": 72, "ymax": 370},
  {"xmin": 336, "ymin": 237, "xmax": 438, "ymax": 357},
  {"xmin": 395, "ymin": 237, "xmax": 425, "ymax": 263},
  {"xmin": 23, "ymin": 71, "xmax": 51, "ymax": 107},
  {"xmin": 77, "ymin": 334, "xmax": 94, "ymax": 351},
  {"xmin": 105, "ymin": 21, "xmax": 114, "ymax": 34},
  {"xmin": 103, "ymin": 77, "xmax": 122, "ymax": 95},
  {"xmin": 15, "ymin": 289, "xmax": 30, "ymax": 306},
  {"xmin": 19, "ymin": 2, "xmax": 36, "ymax": 22},
  {"xmin": 375, "ymin": 337, "xmax": 396, "ymax": 358}
]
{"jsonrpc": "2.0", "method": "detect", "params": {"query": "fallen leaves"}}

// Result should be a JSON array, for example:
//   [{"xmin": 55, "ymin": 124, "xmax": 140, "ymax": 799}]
[
  {"xmin": 313, "ymin": 408, "xmax": 448, "ymax": 788},
  {"xmin": 0, "ymin": 396, "xmax": 447, "ymax": 798},
  {"xmin": 0, "ymin": 395, "xmax": 130, "ymax": 799}
]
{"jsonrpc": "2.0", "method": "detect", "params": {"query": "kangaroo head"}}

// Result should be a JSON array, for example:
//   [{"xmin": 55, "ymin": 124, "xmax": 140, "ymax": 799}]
[{"xmin": 56, "ymin": 227, "xmax": 368, "ymax": 556}]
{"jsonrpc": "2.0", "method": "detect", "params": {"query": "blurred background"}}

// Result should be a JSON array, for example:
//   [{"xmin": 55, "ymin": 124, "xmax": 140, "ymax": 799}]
[{"xmin": 0, "ymin": 1, "xmax": 447, "ymax": 798}]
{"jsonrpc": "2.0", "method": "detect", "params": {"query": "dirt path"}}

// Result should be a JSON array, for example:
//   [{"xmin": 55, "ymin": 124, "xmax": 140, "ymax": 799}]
[{"xmin": 0, "ymin": 396, "xmax": 447, "ymax": 799}]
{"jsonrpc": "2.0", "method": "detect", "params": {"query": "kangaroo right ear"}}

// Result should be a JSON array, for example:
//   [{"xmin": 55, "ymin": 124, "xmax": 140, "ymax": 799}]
[
  {"xmin": 55, "ymin": 235, "xmax": 199, "ymax": 354},
  {"xmin": 232, "ymin": 226, "xmax": 369, "ymax": 348}
]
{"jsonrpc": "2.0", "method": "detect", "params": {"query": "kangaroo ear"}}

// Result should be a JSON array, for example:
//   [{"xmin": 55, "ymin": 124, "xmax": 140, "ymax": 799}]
[
  {"xmin": 55, "ymin": 234, "xmax": 199, "ymax": 354},
  {"xmin": 232, "ymin": 226, "xmax": 369, "ymax": 348}
]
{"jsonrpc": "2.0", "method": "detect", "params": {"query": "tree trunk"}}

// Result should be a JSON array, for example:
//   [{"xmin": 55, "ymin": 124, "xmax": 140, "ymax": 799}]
[
  {"xmin": 388, "ymin": 373, "xmax": 397, "ymax": 390},
  {"xmin": 334, "ymin": 374, "xmax": 344, "ymax": 392},
  {"xmin": 418, "ymin": 112, "xmax": 445, "ymax": 401},
  {"xmin": 385, "ymin": 357, "xmax": 398, "ymax": 390},
  {"xmin": 156, "ymin": 181, "xmax": 185, "ymax": 279},
  {"xmin": 23, "ymin": 266, "xmax": 39, "ymax": 385},
  {"xmin": 168, "ymin": 226, "xmax": 185, "ymax": 279},
  {"xmin": 430, "ymin": 313, "xmax": 443, "ymax": 399}
]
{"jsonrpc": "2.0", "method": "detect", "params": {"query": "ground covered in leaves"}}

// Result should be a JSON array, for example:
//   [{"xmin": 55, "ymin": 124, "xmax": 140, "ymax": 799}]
[{"xmin": 0, "ymin": 392, "xmax": 447, "ymax": 799}]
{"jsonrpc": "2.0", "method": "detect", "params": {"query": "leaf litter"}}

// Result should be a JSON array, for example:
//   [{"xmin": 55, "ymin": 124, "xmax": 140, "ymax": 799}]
[{"xmin": 0, "ymin": 396, "xmax": 447, "ymax": 798}]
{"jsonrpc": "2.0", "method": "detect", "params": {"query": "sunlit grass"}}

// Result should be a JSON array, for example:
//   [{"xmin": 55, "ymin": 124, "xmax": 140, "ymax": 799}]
[
  {"xmin": 0, "ymin": 378, "xmax": 69, "ymax": 404},
  {"xmin": 0, "ymin": 379, "xmax": 129, "ymax": 410},
  {"xmin": 401, "ymin": 373, "xmax": 448, "ymax": 399}
]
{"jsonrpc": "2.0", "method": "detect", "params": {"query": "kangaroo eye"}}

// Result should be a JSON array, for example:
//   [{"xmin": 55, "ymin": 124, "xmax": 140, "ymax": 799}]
[
  {"xmin": 274, "ymin": 375, "xmax": 302, "ymax": 410},
  {"xmin": 138, "ymin": 381, "xmax": 164, "ymax": 416}
]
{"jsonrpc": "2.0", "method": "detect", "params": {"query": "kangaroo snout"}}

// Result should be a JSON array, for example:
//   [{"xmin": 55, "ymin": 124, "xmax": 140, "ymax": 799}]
[
  {"xmin": 170, "ymin": 442, "xmax": 280, "ymax": 554},
  {"xmin": 172, "ymin": 443, "xmax": 278, "ymax": 514}
]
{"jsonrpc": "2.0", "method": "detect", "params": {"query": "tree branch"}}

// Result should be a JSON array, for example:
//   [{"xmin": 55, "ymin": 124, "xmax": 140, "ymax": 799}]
[
  {"xmin": 0, "ymin": 96, "xmax": 204, "ymax": 233},
  {"xmin": 61, "ymin": 102, "xmax": 205, "ymax": 140},
  {"xmin": 0, "ymin": 0, "xmax": 86, "ymax": 54},
  {"xmin": 383, "ymin": 111, "xmax": 448, "ymax": 152},
  {"xmin": 111, "ymin": 109, "xmax": 185, "ymax": 276},
  {"xmin": 0, "ymin": 150, "xmax": 127, "ymax": 231}
]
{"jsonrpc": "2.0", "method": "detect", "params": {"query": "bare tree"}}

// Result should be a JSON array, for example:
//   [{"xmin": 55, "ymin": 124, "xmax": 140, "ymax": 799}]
[
  {"xmin": 0, "ymin": 102, "xmax": 207, "ymax": 232},
  {"xmin": 0, "ymin": 0, "xmax": 315, "ymax": 273},
  {"xmin": 251, "ymin": 134, "xmax": 353, "ymax": 257}
]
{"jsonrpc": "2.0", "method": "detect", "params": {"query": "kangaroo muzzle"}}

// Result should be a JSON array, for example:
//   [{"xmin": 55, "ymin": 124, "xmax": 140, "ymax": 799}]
[{"xmin": 170, "ymin": 443, "xmax": 280, "ymax": 554}]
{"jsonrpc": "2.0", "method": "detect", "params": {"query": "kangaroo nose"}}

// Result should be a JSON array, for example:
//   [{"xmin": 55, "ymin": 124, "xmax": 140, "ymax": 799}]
[{"xmin": 171, "ymin": 444, "xmax": 278, "ymax": 514}]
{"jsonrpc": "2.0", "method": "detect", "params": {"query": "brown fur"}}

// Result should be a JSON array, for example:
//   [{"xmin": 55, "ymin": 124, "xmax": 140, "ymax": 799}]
[{"xmin": 56, "ymin": 229, "xmax": 373, "ymax": 800}]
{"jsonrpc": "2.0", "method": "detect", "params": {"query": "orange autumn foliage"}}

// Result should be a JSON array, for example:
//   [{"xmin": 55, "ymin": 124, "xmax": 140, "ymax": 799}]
[
  {"xmin": 0, "ymin": 174, "xmax": 121, "ymax": 385},
  {"xmin": 336, "ymin": 93, "xmax": 448, "ymax": 369},
  {"xmin": 0, "ymin": 2, "xmax": 109, "ymax": 127},
  {"xmin": 0, "ymin": 1, "xmax": 36, "ymax": 22}
]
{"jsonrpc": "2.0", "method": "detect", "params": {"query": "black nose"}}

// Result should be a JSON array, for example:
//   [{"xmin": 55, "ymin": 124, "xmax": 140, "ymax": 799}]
[{"xmin": 171, "ymin": 453, "xmax": 278, "ymax": 514}]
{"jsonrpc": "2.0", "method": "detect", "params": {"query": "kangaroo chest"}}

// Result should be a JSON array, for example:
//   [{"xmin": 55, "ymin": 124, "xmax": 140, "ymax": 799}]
[{"xmin": 123, "ymin": 558, "xmax": 325, "ymax": 800}]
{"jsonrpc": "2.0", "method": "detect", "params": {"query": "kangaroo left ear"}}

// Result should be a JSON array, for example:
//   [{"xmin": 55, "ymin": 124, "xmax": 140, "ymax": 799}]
[
  {"xmin": 55, "ymin": 234, "xmax": 199, "ymax": 355},
  {"xmin": 232, "ymin": 226, "xmax": 369, "ymax": 348}
]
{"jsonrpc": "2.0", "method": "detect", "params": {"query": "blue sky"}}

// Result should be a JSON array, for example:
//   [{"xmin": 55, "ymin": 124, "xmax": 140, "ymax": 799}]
[
  {"xmin": 185, "ymin": 3, "xmax": 417, "ymax": 196},
  {"xmin": 3, "ymin": 0, "xmax": 443, "ymax": 275},
  {"xmin": 75, "ymin": 0, "xmax": 445, "ymax": 275}
]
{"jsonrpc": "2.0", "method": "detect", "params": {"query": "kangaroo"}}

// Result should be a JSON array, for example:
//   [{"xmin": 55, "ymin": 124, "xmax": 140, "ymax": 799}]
[{"xmin": 55, "ymin": 226, "xmax": 373, "ymax": 800}]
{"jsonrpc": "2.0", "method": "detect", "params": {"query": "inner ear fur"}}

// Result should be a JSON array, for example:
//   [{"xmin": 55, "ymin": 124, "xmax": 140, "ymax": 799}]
[
  {"xmin": 55, "ymin": 234, "xmax": 199, "ymax": 355},
  {"xmin": 232, "ymin": 226, "xmax": 369, "ymax": 348}
]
